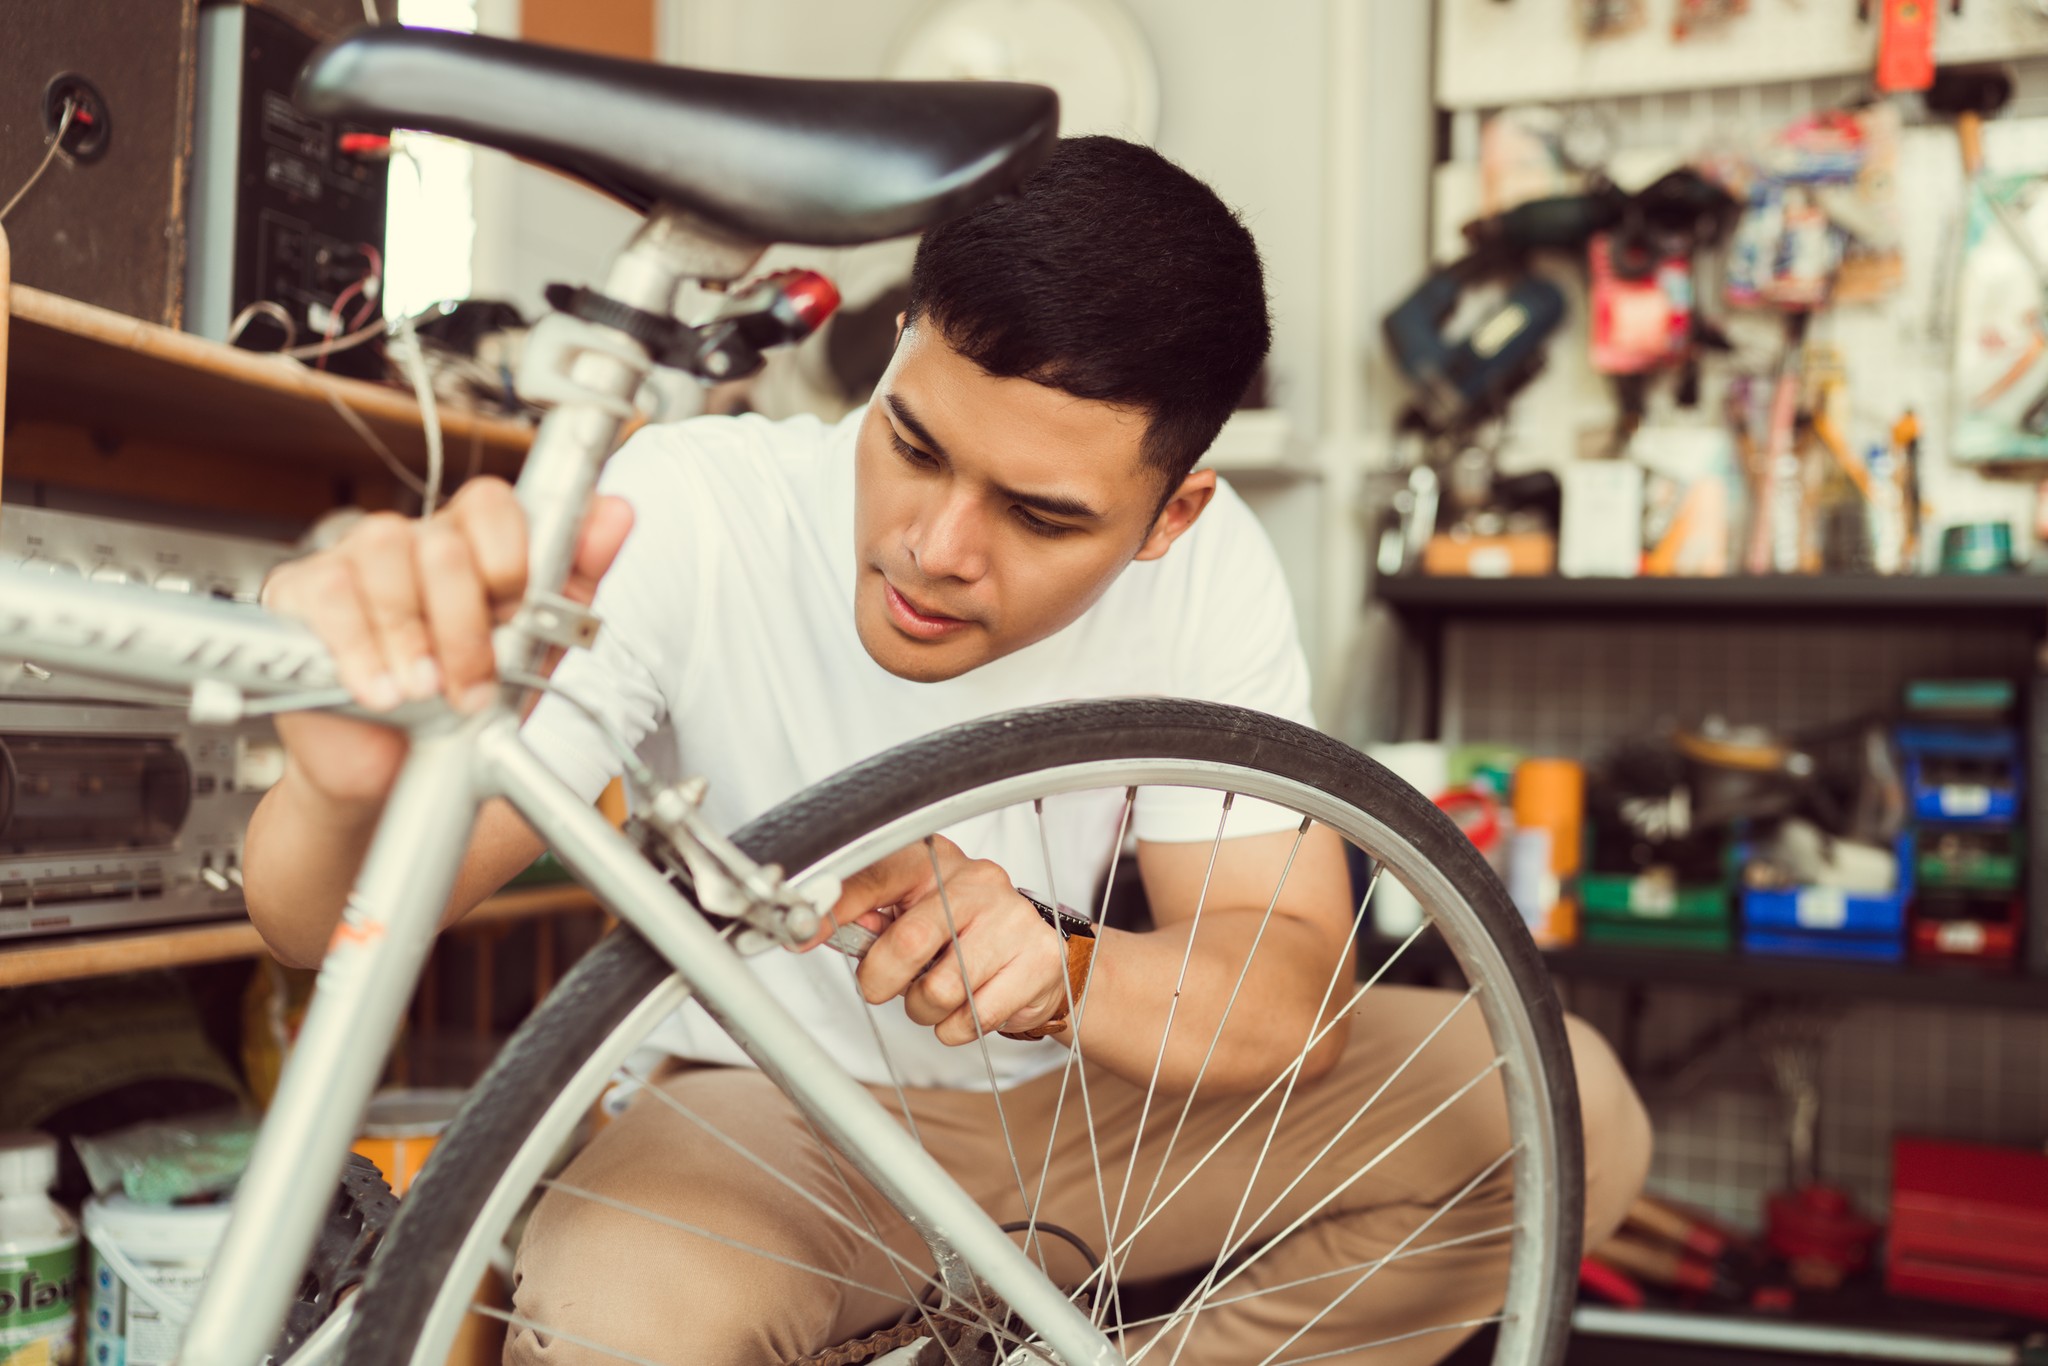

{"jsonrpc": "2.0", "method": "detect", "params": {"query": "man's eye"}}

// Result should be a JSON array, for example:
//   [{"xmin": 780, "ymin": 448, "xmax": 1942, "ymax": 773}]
[
  {"xmin": 890, "ymin": 432, "xmax": 939, "ymax": 468},
  {"xmin": 1014, "ymin": 508, "xmax": 1074, "ymax": 539}
]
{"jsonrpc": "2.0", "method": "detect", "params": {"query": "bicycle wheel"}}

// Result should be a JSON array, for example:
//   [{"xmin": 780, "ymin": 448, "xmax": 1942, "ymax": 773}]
[{"xmin": 345, "ymin": 699, "xmax": 1610, "ymax": 1366}]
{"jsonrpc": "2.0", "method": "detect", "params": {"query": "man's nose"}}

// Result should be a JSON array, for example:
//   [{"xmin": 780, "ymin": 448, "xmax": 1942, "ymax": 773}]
[{"xmin": 909, "ymin": 492, "xmax": 989, "ymax": 583}]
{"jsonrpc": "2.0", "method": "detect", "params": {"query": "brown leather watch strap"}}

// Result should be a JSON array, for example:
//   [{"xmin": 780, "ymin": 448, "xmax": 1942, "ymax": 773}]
[{"xmin": 999, "ymin": 932, "xmax": 1097, "ymax": 1042}]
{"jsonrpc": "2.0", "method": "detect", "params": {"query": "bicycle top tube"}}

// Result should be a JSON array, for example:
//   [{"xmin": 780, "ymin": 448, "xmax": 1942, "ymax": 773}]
[
  {"xmin": 0, "ymin": 564, "xmax": 336, "ymax": 702},
  {"xmin": 297, "ymin": 27, "xmax": 1058, "ymax": 245}
]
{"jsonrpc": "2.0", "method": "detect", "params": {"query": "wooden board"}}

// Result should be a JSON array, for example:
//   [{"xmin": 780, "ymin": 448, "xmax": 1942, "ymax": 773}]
[
  {"xmin": 1437, "ymin": 0, "xmax": 2048, "ymax": 110},
  {"xmin": 0, "ymin": 884, "xmax": 602, "ymax": 989},
  {"xmin": 4, "ymin": 284, "xmax": 534, "ymax": 493}
]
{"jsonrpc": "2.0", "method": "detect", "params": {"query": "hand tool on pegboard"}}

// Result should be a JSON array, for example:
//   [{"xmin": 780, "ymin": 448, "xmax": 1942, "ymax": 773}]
[{"xmin": 1862, "ymin": 0, "xmax": 1962, "ymax": 94}]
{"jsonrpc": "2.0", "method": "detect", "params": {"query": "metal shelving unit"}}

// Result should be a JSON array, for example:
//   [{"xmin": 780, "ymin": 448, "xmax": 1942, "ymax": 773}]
[{"xmin": 1373, "ymin": 572, "xmax": 2048, "ymax": 993}]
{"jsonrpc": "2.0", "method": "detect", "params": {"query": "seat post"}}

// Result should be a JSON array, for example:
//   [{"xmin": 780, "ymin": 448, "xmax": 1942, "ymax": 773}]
[{"xmin": 497, "ymin": 207, "xmax": 765, "ymax": 681}]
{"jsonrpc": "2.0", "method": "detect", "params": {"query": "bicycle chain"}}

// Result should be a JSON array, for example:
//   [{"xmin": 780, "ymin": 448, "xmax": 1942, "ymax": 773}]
[{"xmin": 784, "ymin": 1316, "xmax": 962, "ymax": 1366}]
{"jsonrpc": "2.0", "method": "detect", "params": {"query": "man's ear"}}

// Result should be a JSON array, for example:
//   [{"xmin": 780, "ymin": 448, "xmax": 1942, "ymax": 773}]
[
  {"xmin": 1134, "ymin": 469, "xmax": 1217, "ymax": 562},
  {"xmin": 894, "ymin": 311, "xmax": 908, "ymax": 347}
]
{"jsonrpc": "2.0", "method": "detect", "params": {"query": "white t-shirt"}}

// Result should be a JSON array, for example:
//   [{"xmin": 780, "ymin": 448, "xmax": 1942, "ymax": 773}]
[{"xmin": 523, "ymin": 410, "xmax": 1315, "ymax": 1089}]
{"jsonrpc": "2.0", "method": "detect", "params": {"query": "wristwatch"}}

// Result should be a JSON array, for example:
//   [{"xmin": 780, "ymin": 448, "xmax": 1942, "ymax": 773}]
[
  {"xmin": 999, "ymin": 888, "xmax": 1098, "ymax": 1043},
  {"xmin": 1015, "ymin": 888, "xmax": 1096, "ymax": 942}
]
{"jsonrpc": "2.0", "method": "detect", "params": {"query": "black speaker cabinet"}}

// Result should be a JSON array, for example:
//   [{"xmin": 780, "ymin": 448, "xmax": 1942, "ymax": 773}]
[
  {"xmin": 0, "ymin": 2, "xmax": 203, "ymax": 326},
  {"xmin": 0, "ymin": 0, "xmax": 394, "ymax": 332}
]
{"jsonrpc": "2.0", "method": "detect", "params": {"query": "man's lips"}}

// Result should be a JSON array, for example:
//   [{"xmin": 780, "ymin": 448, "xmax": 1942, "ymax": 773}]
[{"xmin": 883, "ymin": 580, "xmax": 971, "ymax": 640}]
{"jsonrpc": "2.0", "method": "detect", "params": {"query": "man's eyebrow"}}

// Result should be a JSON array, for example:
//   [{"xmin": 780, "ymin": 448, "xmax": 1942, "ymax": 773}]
[
  {"xmin": 885, "ymin": 392, "xmax": 1103, "ymax": 523},
  {"xmin": 992, "ymin": 481, "xmax": 1102, "ymax": 522},
  {"xmin": 884, "ymin": 394, "xmax": 950, "ymax": 461}
]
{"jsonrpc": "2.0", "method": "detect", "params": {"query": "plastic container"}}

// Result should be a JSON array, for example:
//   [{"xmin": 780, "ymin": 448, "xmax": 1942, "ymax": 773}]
[
  {"xmin": 353, "ymin": 1088, "xmax": 465, "ymax": 1197},
  {"xmin": 1364, "ymin": 744, "xmax": 1448, "ymax": 938},
  {"xmin": 83, "ymin": 1194, "xmax": 232, "ymax": 1366},
  {"xmin": 0, "ymin": 1132, "xmax": 79, "ymax": 1366},
  {"xmin": 1510, "ymin": 758, "xmax": 1584, "ymax": 946}
]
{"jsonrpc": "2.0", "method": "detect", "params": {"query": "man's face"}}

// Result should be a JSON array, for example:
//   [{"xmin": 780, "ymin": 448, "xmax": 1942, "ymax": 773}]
[{"xmin": 852, "ymin": 322, "xmax": 1214, "ymax": 683}]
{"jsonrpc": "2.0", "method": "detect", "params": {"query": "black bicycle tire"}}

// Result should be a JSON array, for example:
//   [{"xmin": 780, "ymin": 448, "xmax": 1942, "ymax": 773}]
[{"xmin": 346, "ymin": 697, "xmax": 1585, "ymax": 1364}]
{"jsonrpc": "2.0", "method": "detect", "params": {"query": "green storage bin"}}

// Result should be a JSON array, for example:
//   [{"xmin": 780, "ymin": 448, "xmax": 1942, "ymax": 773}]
[
  {"xmin": 1579, "ymin": 872, "xmax": 1729, "ymax": 925},
  {"xmin": 1916, "ymin": 828, "xmax": 2021, "ymax": 891},
  {"xmin": 1581, "ymin": 920, "xmax": 1734, "ymax": 952}
]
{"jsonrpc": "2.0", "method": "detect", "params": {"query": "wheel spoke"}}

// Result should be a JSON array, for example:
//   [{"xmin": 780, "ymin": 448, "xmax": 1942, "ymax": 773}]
[
  {"xmin": 1133, "ymin": 1065, "xmax": 1509, "ymax": 1366},
  {"xmin": 1101, "ymin": 791, "xmax": 1235, "ymax": 1329},
  {"xmin": 1154, "ymin": 862, "xmax": 1387, "ymax": 1366},
  {"xmin": 1107, "ymin": 1224, "xmax": 1514, "ymax": 1335},
  {"xmin": 1062, "ymin": 910, "xmax": 1425, "ymax": 1316},
  {"xmin": 1110, "ymin": 816, "xmax": 1310, "ymax": 1342},
  {"xmin": 469, "ymin": 1302, "xmax": 681, "ymax": 1366},
  {"xmin": 832, "ymin": 959, "xmax": 970, "ymax": 1364},
  {"xmin": 924, "ymin": 836, "xmax": 1039, "ymax": 1234},
  {"xmin": 535, "ymin": 1179, "xmax": 971, "ymax": 1328},
  {"xmin": 1018, "ymin": 790, "xmax": 1132, "ymax": 1290},
  {"xmin": 618, "ymin": 1069, "xmax": 950, "ymax": 1303},
  {"xmin": 1269, "ymin": 1314, "xmax": 1507, "ymax": 1366},
  {"xmin": 1251, "ymin": 1148, "xmax": 1518, "ymax": 1366},
  {"xmin": 789, "ymin": 1097, "xmax": 971, "ymax": 1366},
  {"xmin": 1153, "ymin": 985, "xmax": 1484, "ymax": 1361}
]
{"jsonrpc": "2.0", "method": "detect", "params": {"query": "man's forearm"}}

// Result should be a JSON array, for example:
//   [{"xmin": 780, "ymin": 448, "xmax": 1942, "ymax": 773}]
[
  {"xmin": 1066, "ymin": 912, "xmax": 1352, "ymax": 1095},
  {"xmin": 243, "ymin": 771, "xmax": 382, "ymax": 969}
]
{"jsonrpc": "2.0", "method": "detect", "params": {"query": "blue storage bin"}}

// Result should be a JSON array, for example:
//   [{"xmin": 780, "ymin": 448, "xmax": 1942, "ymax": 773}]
[
  {"xmin": 1740, "ymin": 832, "xmax": 1913, "ymax": 937},
  {"xmin": 1739, "ymin": 928, "xmax": 1907, "ymax": 963},
  {"xmin": 1896, "ymin": 725, "xmax": 2022, "ymax": 826}
]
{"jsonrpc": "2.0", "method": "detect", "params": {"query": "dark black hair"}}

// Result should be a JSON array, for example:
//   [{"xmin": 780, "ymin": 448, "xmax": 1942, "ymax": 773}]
[{"xmin": 904, "ymin": 135, "xmax": 1271, "ymax": 488}]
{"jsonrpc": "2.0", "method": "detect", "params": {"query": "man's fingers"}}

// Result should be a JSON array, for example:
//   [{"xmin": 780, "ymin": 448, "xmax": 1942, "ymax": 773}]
[
  {"xmin": 828, "ymin": 838, "xmax": 959, "ymax": 934},
  {"xmin": 564, "ymin": 495, "xmax": 635, "ymax": 608},
  {"xmin": 345, "ymin": 514, "xmax": 441, "ymax": 703},
  {"xmin": 939, "ymin": 958, "xmax": 1061, "ymax": 1047},
  {"xmin": 416, "ymin": 523, "xmax": 499, "ymax": 710},
  {"xmin": 265, "ymin": 557, "xmax": 394, "ymax": 711},
  {"xmin": 900, "ymin": 904, "xmax": 1002, "ymax": 1022},
  {"xmin": 445, "ymin": 477, "xmax": 529, "ymax": 615}
]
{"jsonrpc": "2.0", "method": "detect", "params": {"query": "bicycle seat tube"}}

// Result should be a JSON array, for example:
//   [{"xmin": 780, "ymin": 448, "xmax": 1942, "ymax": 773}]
[{"xmin": 499, "ymin": 207, "xmax": 764, "ymax": 680}]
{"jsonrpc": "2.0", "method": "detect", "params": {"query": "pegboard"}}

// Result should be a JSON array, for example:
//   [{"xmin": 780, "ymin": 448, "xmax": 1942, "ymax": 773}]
[
  {"xmin": 1429, "ymin": 64, "xmax": 2048, "ymax": 559},
  {"xmin": 1569, "ymin": 981, "xmax": 2048, "ymax": 1233},
  {"xmin": 1438, "ymin": 0, "xmax": 2048, "ymax": 110},
  {"xmin": 1439, "ymin": 617, "xmax": 2034, "ymax": 756}
]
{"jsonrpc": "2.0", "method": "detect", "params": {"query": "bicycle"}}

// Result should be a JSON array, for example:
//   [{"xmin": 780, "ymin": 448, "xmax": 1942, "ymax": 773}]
[{"xmin": 0, "ymin": 25, "xmax": 1588, "ymax": 1366}]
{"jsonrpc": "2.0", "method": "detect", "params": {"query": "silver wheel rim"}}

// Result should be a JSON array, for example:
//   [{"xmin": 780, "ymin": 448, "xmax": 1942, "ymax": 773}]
[{"xmin": 403, "ymin": 756, "xmax": 1569, "ymax": 1366}]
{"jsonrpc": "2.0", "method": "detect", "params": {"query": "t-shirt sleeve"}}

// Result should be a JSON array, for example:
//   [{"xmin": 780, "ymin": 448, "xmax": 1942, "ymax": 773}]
[
  {"xmin": 518, "ymin": 427, "xmax": 709, "ymax": 804},
  {"xmin": 1132, "ymin": 485, "xmax": 1317, "ymax": 845}
]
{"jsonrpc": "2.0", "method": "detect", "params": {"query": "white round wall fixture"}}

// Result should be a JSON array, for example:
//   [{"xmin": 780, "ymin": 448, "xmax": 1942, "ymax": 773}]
[{"xmin": 889, "ymin": 0, "xmax": 1160, "ymax": 143}]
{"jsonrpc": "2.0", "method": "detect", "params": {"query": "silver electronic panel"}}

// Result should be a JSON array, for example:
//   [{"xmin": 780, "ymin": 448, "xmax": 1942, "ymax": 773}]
[{"xmin": 1, "ymin": 504, "xmax": 293, "ymax": 938}]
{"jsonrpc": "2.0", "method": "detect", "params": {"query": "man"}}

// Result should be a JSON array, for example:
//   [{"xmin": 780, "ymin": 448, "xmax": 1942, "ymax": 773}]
[{"xmin": 249, "ymin": 136, "xmax": 1649, "ymax": 1364}]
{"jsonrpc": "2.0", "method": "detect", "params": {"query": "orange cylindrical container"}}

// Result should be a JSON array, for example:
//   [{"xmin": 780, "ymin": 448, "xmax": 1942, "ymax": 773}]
[
  {"xmin": 352, "ymin": 1089, "xmax": 464, "ymax": 1196},
  {"xmin": 1511, "ymin": 758, "xmax": 1585, "ymax": 945}
]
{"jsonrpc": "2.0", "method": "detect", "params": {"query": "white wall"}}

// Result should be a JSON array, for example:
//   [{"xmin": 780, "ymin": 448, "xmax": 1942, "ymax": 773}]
[{"xmin": 465, "ymin": 0, "xmax": 1432, "ymax": 733}]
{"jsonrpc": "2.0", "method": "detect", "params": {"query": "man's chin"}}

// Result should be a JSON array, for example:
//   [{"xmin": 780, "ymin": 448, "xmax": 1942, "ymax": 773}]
[{"xmin": 853, "ymin": 607, "xmax": 985, "ymax": 683}]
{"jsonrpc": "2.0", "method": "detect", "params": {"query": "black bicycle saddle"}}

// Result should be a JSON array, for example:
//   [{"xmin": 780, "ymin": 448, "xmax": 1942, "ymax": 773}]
[{"xmin": 296, "ymin": 28, "xmax": 1060, "ymax": 246}]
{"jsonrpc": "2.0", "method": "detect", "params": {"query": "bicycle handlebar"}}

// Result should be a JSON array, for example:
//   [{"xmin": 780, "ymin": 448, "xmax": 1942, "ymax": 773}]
[{"xmin": 0, "ymin": 563, "xmax": 337, "ymax": 703}]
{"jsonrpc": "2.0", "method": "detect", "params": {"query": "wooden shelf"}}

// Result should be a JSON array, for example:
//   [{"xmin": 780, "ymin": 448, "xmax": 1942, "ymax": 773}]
[
  {"xmin": 1, "ymin": 278, "xmax": 534, "ymax": 512},
  {"xmin": 0, "ymin": 884, "xmax": 601, "ymax": 989}
]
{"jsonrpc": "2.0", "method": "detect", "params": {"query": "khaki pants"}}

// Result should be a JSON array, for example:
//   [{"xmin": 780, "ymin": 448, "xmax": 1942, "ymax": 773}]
[{"xmin": 508, "ymin": 987, "xmax": 1650, "ymax": 1365}]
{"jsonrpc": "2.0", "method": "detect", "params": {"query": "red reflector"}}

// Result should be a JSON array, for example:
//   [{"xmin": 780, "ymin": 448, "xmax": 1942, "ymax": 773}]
[
  {"xmin": 768, "ymin": 270, "xmax": 841, "ymax": 332},
  {"xmin": 338, "ymin": 132, "xmax": 392, "ymax": 156}
]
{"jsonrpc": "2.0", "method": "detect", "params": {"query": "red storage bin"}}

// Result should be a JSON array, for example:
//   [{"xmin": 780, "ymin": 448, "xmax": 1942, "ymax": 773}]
[{"xmin": 1887, "ymin": 1137, "xmax": 2048, "ymax": 1318}]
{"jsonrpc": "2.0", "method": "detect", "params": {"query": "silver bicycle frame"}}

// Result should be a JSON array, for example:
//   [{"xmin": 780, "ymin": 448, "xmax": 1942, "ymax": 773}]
[{"xmin": 0, "ymin": 207, "xmax": 1120, "ymax": 1366}]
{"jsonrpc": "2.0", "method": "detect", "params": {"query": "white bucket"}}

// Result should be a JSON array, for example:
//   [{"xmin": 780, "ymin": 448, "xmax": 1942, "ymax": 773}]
[
  {"xmin": 1365, "ymin": 743, "xmax": 1449, "ymax": 937},
  {"xmin": 82, "ymin": 1194, "xmax": 232, "ymax": 1366}
]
